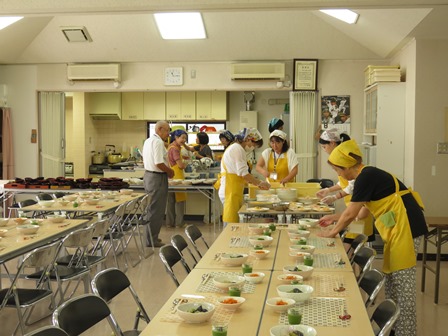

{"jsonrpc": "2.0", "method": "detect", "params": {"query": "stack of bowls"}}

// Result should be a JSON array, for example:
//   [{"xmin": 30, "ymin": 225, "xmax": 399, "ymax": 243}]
[{"xmin": 276, "ymin": 188, "xmax": 297, "ymax": 202}]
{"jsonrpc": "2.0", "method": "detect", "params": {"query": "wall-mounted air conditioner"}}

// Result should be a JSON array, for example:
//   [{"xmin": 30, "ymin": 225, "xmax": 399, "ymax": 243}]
[
  {"xmin": 231, "ymin": 62, "xmax": 285, "ymax": 80},
  {"xmin": 67, "ymin": 63, "xmax": 121, "ymax": 83}
]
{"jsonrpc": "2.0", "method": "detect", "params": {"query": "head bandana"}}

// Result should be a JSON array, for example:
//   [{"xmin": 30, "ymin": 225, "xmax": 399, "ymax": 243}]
[
  {"xmin": 219, "ymin": 130, "xmax": 234, "ymax": 143},
  {"xmin": 320, "ymin": 128, "xmax": 342, "ymax": 142},
  {"xmin": 268, "ymin": 118, "xmax": 284, "ymax": 132},
  {"xmin": 235, "ymin": 128, "xmax": 262, "ymax": 142},
  {"xmin": 270, "ymin": 130, "xmax": 287, "ymax": 141},
  {"xmin": 329, "ymin": 139, "xmax": 363, "ymax": 168},
  {"xmin": 170, "ymin": 129, "xmax": 187, "ymax": 143}
]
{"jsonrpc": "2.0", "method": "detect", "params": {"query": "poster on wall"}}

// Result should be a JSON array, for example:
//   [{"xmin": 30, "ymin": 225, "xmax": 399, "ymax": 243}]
[{"xmin": 321, "ymin": 95, "xmax": 351, "ymax": 134}]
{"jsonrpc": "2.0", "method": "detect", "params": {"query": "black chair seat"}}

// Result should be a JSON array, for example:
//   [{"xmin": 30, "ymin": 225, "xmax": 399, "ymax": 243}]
[
  {"xmin": 0, "ymin": 288, "xmax": 52, "ymax": 306},
  {"xmin": 56, "ymin": 255, "xmax": 105, "ymax": 267},
  {"xmin": 27, "ymin": 265, "xmax": 89, "ymax": 281}
]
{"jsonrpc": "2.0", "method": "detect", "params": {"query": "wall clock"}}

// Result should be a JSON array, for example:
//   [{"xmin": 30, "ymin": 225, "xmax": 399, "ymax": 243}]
[{"xmin": 164, "ymin": 67, "xmax": 183, "ymax": 86}]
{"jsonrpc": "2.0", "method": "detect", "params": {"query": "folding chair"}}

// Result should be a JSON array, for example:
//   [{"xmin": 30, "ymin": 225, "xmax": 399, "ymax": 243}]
[
  {"xmin": 352, "ymin": 246, "xmax": 376, "ymax": 282},
  {"xmin": 52, "ymin": 294, "xmax": 124, "ymax": 336},
  {"xmin": 171, "ymin": 234, "xmax": 198, "ymax": 269},
  {"xmin": 27, "ymin": 224, "xmax": 95, "ymax": 305},
  {"xmin": 359, "ymin": 269, "xmax": 386, "ymax": 308},
  {"xmin": 185, "ymin": 224, "xmax": 209, "ymax": 258},
  {"xmin": 121, "ymin": 197, "xmax": 146, "ymax": 266},
  {"xmin": 25, "ymin": 326, "xmax": 69, "ymax": 336},
  {"xmin": 91, "ymin": 267, "xmax": 150, "ymax": 334},
  {"xmin": 347, "ymin": 233, "xmax": 368, "ymax": 263},
  {"xmin": 370, "ymin": 299, "xmax": 400, "ymax": 336},
  {"xmin": 0, "ymin": 240, "xmax": 62, "ymax": 335},
  {"xmin": 159, "ymin": 245, "xmax": 191, "ymax": 287}
]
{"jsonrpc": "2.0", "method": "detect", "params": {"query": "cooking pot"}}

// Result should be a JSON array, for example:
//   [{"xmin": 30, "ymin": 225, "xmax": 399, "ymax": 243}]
[
  {"xmin": 192, "ymin": 125, "xmax": 200, "ymax": 132},
  {"xmin": 92, "ymin": 152, "xmax": 105, "ymax": 165},
  {"xmin": 107, "ymin": 153, "xmax": 123, "ymax": 164}
]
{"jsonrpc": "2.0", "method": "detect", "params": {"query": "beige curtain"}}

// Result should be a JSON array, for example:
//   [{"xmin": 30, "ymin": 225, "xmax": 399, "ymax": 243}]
[
  {"xmin": 2, "ymin": 107, "xmax": 14, "ymax": 179},
  {"xmin": 289, "ymin": 91, "xmax": 318, "ymax": 182}
]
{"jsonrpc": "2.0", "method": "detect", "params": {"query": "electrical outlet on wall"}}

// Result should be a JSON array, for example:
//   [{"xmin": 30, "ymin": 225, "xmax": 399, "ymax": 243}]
[{"xmin": 437, "ymin": 142, "xmax": 448, "ymax": 154}]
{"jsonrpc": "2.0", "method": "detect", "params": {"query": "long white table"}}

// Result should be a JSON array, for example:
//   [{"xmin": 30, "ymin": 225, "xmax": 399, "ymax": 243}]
[{"xmin": 142, "ymin": 223, "xmax": 374, "ymax": 336}]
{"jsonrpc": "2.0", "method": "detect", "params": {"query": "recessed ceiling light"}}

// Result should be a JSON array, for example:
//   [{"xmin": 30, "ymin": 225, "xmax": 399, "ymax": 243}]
[
  {"xmin": 154, "ymin": 12, "xmax": 206, "ymax": 40},
  {"xmin": 0, "ymin": 16, "xmax": 23, "ymax": 30},
  {"xmin": 320, "ymin": 9, "xmax": 359, "ymax": 24}
]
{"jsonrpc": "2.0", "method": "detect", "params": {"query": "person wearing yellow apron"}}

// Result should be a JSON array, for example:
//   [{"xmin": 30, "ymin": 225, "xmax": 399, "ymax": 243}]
[
  {"xmin": 166, "ymin": 130, "xmax": 188, "ymax": 228},
  {"xmin": 213, "ymin": 130, "xmax": 234, "ymax": 191},
  {"xmin": 218, "ymin": 128, "xmax": 270, "ymax": 224},
  {"xmin": 316, "ymin": 128, "xmax": 375, "ymax": 242},
  {"xmin": 256, "ymin": 130, "xmax": 298, "ymax": 185},
  {"xmin": 319, "ymin": 139, "xmax": 428, "ymax": 336}
]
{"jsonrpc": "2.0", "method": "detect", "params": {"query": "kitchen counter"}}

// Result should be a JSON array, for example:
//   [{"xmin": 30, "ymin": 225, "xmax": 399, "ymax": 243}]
[{"xmin": 103, "ymin": 167, "xmax": 145, "ymax": 178}]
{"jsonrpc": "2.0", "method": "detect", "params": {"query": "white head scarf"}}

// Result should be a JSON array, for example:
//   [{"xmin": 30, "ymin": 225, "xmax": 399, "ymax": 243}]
[{"xmin": 320, "ymin": 128, "xmax": 342, "ymax": 142}]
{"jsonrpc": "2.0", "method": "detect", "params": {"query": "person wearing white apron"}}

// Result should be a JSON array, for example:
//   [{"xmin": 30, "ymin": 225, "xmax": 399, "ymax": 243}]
[
  {"xmin": 319, "ymin": 139, "xmax": 427, "ymax": 336},
  {"xmin": 256, "ymin": 130, "xmax": 298, "ymax": 185},
  {"xmin": 218, "ymin": 128, "xmax": 270, "ymax": 224}
]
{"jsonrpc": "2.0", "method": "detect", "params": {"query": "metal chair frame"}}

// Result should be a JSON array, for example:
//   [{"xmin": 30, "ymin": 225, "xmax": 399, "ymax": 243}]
[
  {"xmin": 52, "ymin": 293, "xmax": 124, "ymax": 336},
  {"xmin": 359, "ymin": 269, "xmax": 386, "ymax": 308},
  {"xmin": 185, "ymin": 224, "xmax": 209, "ymax": 258},
  {"xmin": 91, "ymin": 267, "xmax": 150, "ymax": 333},
  {"xmin": 347, "ymin": 233, "xmax": 368, "ymax": 263},
  {"xmin": 0, "ymin": 240, "xmax": 62, "ymax": 335},
  {"xmin": 352, "ymin": 246, "xmax": 376, "ymax": 282},
  {"xmin": 159, "ymin": 244, "xmax": 191, "ymax": 287},
  {"xmin": 370, "ymin": 299, "xmax": 400, "ymax": 336},
  {"xmin": 171, "ymin": 234, "xmax": 198, "ymax": 269}
]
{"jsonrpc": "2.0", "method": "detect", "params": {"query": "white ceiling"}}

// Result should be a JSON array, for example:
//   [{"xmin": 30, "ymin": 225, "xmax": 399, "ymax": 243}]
[{"xmin": 0, "ymin": 0, "xmax": 447, "ymax": 64}]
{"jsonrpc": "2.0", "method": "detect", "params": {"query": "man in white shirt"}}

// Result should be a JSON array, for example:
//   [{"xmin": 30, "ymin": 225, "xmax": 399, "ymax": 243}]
[{"xmin": 142, "ymin": 120, "xmax": 174, "ymax": 247}]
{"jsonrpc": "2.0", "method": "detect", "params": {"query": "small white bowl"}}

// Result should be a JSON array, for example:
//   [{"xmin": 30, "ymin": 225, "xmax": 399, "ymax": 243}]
[
  {"xmin": 244, "ymin": 272, "xmax": 265, "ymax": 284},
  {"xmin": 57, "ymin": 200, "xmax": 70, "ymax": 206},
  {"xmin": 177, "ymin": 302, "xmax": 215, "ymax": 323},
  {"xmin": 265, "ymin": 297, "xmax": 295, "ymax": 313},
  {"xmin": 298, "ymin": 218, "xmax": 319, "ymax": 227},
  {"xmin": 0, "ymin": 229, "xmax": 8, "ymax": 237},
  {"xmin": 38, "ymin": 200, "xmax": 55, "ymax": 208},
  {"xmin": 0, "ymin": 218, "xmax": 10, "ymax": 227},
  {"xmin": 283, "ymin": 265, "xmax": 314, "ymax": 279},
  {"xmin": 277, "ymin": 273, "xmax": 303, "ymax": 284},
  {"xmin": 216, "ymin": 296, "xmax": 246, "ymax": 310},
  {"xmin": 248, "ymin": 224, "xmax": 269, "ymax": 235},
  {"xmin": 85, "ymin": 199, "xmax": 100, "ymax": 205},
  {"xmin": 270, "ymin": 324, "xmax": 317, "ymax": 336},
  {"xmin": 14, "ymin": 217, "xmax": 28, "ymax": 225},
  {"xmin": 220, "ymin": 253, "xmax": 249, "ymax": 266},
  {"xmin": 277, "ymin": 284, "xmax": 314, "ymax": 302},
  {"xmin": 63, "ymin": 195, "xmax": 77, "ymax": 202},
  {"xmin": 288, "ymin": 251, "xmax": 311, "ymax": 262},
  {"xmin": 16, "ymin": 224, "xmax": 40, "ymax": 235},
  {"xmin": 248, "ymin": 235, "xmax": 274, "ymax": 247},
  {"xmin": 119, "ymin": 189, "xmax": 133, "ymax": 195},
  {"xmin": 249, "ymin": 249, "xmax": 270, "ymax": 259},
  {"xmin": 46, "ymin": 215, "xmax": 66, "ymax": 223},
  {"xmin": 289, "ymin": 245, "xmax": 316, "ymax": 255},
  {"xmin": 289, "ymin": 237, "xmax": 308, "ymax": 245},
  {"xmin": 213, "ymin": 275, "xmax": 245, "ymax": 290},
  {"xmin": 288, "ymin": 230, "xmax": 311, "ymax": 239}
]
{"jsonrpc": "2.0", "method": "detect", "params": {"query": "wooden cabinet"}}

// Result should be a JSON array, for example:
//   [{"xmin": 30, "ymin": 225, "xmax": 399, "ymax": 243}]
[
  {"xmin": 166, "ymin": 92, "xmax": 196, "ymax": 120},
  {"xmin": 121, "ymin": 92, "xmax": 143, "ymax": 120},
  {"xmin": 196, "ymin": 91, "xmax": 227, "ymax": 120},
  {"xmin": 85, "ymin": 92, "xmax": 122, "ymax": 119},
  {"xmin": 143, "ymin": 92, "xmax": 166, "ymax": 120},
  {"xmin": 364, "ymin": 83, "xmax": 405, "ymax": 180}
]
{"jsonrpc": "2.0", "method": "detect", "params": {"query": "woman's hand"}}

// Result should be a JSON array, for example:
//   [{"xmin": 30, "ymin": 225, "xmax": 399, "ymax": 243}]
[
  {"xmin": 316, "ymin": 187, "xmax": 330, "ymax": 199},
  {"xmin": 258, "ymin": 181, "xmax": 271, "ymax": 190},
  {"xmin": 319, "ymin": 214, "xmax": 337, "ymax": 227}
]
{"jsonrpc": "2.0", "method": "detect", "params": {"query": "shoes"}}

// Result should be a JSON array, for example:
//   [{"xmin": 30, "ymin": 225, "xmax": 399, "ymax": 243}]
[
  {"xmin": 156, "ymin": 238, "xmax": 162, "ymax": 242},
  {"xmin": 147, "ymin": 241, "xmax": 165, "ymax": 248}
]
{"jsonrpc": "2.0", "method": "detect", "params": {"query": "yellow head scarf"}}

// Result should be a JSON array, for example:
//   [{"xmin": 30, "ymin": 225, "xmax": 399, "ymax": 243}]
[{"xmin": 329, "ymin": 139, "xmax": 363, "ymax": 168}]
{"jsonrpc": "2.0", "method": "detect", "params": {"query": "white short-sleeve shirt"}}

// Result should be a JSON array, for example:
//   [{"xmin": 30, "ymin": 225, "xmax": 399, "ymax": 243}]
[
  {"xmin": 142, "ymin": 133, "xmax": 168, "ymax": 172},
  {"xmin": 218, "ymin": 143, "xmax": 249, "ymax": 202}
]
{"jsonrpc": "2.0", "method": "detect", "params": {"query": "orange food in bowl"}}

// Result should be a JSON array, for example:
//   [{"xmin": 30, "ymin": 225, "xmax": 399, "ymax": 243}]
[
  {"xmin": 222, "ymin": 298, "xmax": 238, "ymax": 304},
  {"xmin": 276, "ymin": 300, "xmax": 289, "ymax": 306},
  {"xmin": 249, "ymin": 273, "xmax": 259, "ymax": 277}
]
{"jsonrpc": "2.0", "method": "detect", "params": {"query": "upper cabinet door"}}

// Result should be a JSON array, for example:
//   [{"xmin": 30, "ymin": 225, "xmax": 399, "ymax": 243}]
[
  {"xmin": 121, "ymin": 92, "xmax": 143, "ymax": 120},
  {"xmin": 196, "ymin": 91, "xmax": 227, "ymax": 120},
  {"xmin": 166, "ymin": 92, "xmax": 182, "ymax": 120},
  {"xmin": 143, "ymin": 92, "xmax": 166, "ymax": 120},
  {"xmin": 166, "ymin": 92, "xmax": 196, "ymax": 120}
]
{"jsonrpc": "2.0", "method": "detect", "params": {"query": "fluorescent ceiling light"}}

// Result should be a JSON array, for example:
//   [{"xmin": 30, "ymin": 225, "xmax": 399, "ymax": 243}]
[
  {"xmin": 154, "ymin": 12, "xmax": 206, "ymax": 39},
  {"xmin": 0, "ymin": 16, "xmax": 23, "ymax": 30},
  {"xmin": 320, "ymin": 9, "xmax": 359, "ymax": 24}
]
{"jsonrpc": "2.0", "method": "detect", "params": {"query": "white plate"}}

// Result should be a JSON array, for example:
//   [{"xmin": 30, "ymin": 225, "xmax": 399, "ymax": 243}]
[{"xmin": 247, "ymin": 207, "xmax": 269, "ymax": 212}]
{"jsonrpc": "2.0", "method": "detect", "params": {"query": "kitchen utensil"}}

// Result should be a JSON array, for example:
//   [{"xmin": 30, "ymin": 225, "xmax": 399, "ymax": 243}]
[
  {"xmin": 107, "ymin": 153, "xmax": 123, "ymax": 164},
  {"xmin": 92, "ymin": 152, "xmax": 105, "ymax": 164}
]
